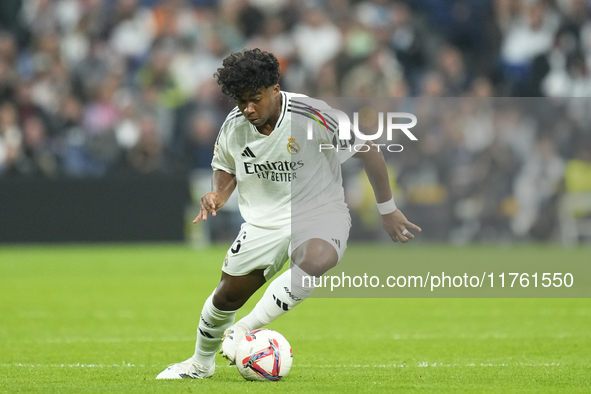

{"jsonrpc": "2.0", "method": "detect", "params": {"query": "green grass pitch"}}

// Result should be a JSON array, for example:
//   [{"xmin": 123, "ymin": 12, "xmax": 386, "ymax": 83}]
[{"xmin": 1, "ymin": 244, "xmax": 590, "ymax": 393}]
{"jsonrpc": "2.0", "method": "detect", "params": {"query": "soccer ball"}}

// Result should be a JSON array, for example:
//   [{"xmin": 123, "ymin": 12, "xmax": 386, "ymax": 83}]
[{"xmin": 235, "ymin": 329, "xmax": 293, "ymax": 381}]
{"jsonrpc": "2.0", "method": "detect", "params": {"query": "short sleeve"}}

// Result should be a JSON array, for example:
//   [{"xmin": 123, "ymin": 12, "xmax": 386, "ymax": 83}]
[{"xmin": 211, "ymin": 126, "xmax": 236, "ymax": 175}]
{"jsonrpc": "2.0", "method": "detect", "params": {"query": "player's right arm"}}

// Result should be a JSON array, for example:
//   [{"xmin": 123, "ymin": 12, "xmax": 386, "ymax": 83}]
[
  {"xmin": 194, "ymin": 114, "xmax": 237, "ymax": 223},
  {"xmin": 193, "ymin": 170, "xmax": 236, "ymax": 223}
]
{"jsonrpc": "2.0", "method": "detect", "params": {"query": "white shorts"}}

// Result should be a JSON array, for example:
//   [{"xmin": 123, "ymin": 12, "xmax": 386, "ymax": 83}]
[{"xmin": 221, "ymin": 212, "xmax": 350, "ymax": 281}]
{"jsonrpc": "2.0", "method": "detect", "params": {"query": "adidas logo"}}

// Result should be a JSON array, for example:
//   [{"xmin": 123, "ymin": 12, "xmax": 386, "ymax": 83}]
[
  {"xmin": 272, "ymin": 294, "xmax": 289, "ymax": 311},
  {"xmin": 241, "ymin": 147, "xmax": 256, "ymax": 158}
]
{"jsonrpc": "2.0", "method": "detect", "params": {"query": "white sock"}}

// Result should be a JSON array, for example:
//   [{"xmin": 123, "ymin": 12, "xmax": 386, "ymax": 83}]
[
  {"xmin": 192, "ymin": 293, "xmax": 236, "ymax": 367},
  {"xmin": 237, "ymin": 265, "xmax": 315, "ymax": 331}
]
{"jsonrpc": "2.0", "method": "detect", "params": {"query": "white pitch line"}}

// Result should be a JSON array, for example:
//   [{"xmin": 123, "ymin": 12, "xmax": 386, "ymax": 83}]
[
  {"xmin": 42, "ymin": 337, "xmax": 195, "ymax": 344},
  {"xmin": 0, "ymin": 363, "xmax": 143, "ymax": 368},
  {"xmin": 31, "ymin": 333, "xmax": 587, "ymax": 343},
  {"xmin": 0, "ymin": 362, "xmax": 561, "ymax": 368},
  {"xmin": 298, "ymin": 362, "xmax": 561, "ymax": 368}
]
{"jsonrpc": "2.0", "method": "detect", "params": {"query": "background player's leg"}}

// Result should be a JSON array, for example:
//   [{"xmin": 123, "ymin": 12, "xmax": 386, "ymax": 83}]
[
  {"xmin": 192, "ymin": 269, "xmax": 266, "ymax": 368},
  {"xmin": 237, "ymin": 239, "xmax": 337, "ymax": 331}
]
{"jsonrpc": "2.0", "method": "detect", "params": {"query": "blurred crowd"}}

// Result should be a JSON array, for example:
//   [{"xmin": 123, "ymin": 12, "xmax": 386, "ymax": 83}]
[
  {"xmin": 343, "ymin": 97, "xmax": 591, "ymax": 242},
  {"xmin": 1, "ymin": 0, "xmax": 591, "ymax": 242},
  {"xmin": 2, "ymin": 0, "xmax": 591, "ymax": 177}
]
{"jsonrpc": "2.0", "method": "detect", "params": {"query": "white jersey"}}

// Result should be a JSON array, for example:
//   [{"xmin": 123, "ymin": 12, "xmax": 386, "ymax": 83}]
[{"xmin": 211, "ymin": 91, "xmax": 358, "ymax": 228}]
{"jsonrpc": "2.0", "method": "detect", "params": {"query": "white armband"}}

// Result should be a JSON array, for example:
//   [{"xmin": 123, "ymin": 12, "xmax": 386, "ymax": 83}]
[{"xmin": 377, "ymin": 197, "xmax": 397, "ymax": 215}]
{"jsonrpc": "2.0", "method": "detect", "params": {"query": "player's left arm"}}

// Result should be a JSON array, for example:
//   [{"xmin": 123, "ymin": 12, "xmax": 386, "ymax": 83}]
[{"xmin": 353, "ymin": 141, "xmax": 421, "ymax": 243}]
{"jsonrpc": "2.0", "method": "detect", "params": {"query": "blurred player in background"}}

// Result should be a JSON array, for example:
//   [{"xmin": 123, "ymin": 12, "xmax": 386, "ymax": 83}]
[{"xmin": 157, "ymin": 48, "xmax": 421, "ymax": 379}]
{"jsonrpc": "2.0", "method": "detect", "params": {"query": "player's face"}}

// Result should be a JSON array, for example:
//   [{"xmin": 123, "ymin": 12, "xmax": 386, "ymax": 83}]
[{"xmin": 236, "ymin": 85, "xmax": 281, "ymax": 129}]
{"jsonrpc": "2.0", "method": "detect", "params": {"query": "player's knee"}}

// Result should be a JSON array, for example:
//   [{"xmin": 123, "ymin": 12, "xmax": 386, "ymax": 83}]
[
  {"xmin": 295, "ymin": 242, "xmax": 338, "ymax": 277},
  {"xmin": 212, "ymin": 287, "xmax": 248, "ymax": 311},
  {"xmin": 302, "ymin": 257, "xmax": 337, "ymax": 277},
  {"xmin": 212, "ymin": 270, "xmax": 266, "ymax": 311}
]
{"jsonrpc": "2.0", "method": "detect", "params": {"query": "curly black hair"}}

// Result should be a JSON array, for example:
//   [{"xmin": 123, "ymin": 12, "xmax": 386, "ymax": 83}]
[{"xmin": 214, "ymin": 49, "xmax": 280, "ymax": 100}]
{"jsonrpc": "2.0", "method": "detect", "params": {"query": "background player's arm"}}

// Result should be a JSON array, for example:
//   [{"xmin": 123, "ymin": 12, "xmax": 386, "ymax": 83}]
[
  {"xmin": 193, "ymin": 170, "xmax": 237, "ymax": 223},
  {"xmin": 353, "ymin": 141, "xmax": 421, "ymax": 243}
]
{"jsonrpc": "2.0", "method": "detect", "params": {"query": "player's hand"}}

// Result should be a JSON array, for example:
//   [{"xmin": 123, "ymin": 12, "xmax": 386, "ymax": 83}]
[
  {"xmin": 381, "ymin": 209, "xmax": 421, "ymax": 243},
  {"xmin": 193, "ymin": 192, "xmax": 225, "ymax": 223}
]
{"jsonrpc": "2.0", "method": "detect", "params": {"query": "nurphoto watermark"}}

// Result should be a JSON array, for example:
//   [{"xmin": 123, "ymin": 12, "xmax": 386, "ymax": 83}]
[{"xmin": 296, "ymin": 97, "xmax": 417, "ymax": 153}]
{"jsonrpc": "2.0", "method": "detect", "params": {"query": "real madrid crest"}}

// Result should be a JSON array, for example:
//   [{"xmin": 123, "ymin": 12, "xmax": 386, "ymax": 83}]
[{"xmin": 287, "ymin": 137, "xmax": 300, "ymax": 154}]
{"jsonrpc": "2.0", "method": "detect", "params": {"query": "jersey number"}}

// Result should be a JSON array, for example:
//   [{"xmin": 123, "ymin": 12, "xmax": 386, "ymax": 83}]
[
  {"xmin": 230, "ymin": 230, "xmax": 247, "ymax": 254},
  {"xmin": 230, "ymin": 241, "xmax": 241, "ymax": 254}
]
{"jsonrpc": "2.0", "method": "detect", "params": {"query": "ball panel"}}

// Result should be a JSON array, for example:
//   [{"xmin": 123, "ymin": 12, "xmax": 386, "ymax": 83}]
[{"xmin": 235, "ymin": 329, "xmax": 292, "ymax": 381}]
